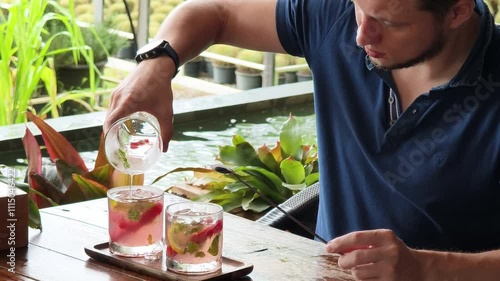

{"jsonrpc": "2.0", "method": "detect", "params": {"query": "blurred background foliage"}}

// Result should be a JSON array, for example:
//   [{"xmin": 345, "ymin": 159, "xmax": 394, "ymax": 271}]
[{"xmin": 3, "ymin": 0, "xmax": 498, "ymax": 38}]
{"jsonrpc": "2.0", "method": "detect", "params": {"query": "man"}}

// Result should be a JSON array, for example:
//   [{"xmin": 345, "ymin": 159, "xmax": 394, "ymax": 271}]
[{"xmin": 105, "ymin": 0, "xmax": 500, "ymax": 279}]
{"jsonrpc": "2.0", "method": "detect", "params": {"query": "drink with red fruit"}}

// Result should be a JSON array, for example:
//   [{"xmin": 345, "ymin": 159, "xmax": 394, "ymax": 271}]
[
  {"xmin": 108, "ymin": 185, "xmax": 164, "ymax": 257},
  {"xmin": 166, "ymin": 202, "xmax": 223, "ymax": 274}
]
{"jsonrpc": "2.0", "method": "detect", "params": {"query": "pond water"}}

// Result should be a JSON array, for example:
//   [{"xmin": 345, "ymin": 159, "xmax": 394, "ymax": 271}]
[{"xmin": 74, "ymin": 102, "xmax": 318, "ymax": 187}]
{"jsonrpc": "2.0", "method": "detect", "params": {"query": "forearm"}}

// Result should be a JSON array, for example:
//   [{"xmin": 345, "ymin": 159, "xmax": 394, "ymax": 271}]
[
  {"xmin": 154, "ymin": 0, "xmax": 284, "ymax": 67},
  {"xmin": 416, "ymin": 249, "xmax": 500, "ymax": 281}
]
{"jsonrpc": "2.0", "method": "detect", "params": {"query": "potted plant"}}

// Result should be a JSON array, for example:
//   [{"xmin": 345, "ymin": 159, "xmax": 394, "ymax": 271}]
[
  {"xmin": 152, "ymin": 114, "xmax": 319, "ymax": 218},
  {"xmin": 206, "ymin": 44, "xmax": 240, "ymax": 84},
  {"xmin": 4, "ymin": 112, "xmax": 145, "ymax": 230},
  {"xmin": 234, "ymin": 49, "xmax": 264, "ymax": 90},
  {"xmin": 295, "ymin": 57, "xmax": 313, "ymax": 82},
  {"xmin": 0, "ymin": 0, "xmax": 92, "ymax": 126},
  {"xmin": 182, "ymin": 56, "xmax": 205, "ymax": 78},
  {"xmin": 275, "ymin": 53, "xmax": 297, "ymax": 84},
  {"xmin": 47, "ymin": 22, "xmax": 128, "ymax": 91}
]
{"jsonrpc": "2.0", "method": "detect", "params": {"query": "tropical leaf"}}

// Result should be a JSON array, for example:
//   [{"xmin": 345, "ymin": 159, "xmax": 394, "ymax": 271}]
[
  {"xmin": 26, "ymin": 112, "xmax": 88, "ymax": 172},
  {"xmin": 241, "ymin": 191, "xmax": 258, "ymax": 211},
  {"xmin": 189, "ymin": 177, "xmax": 230, "ymax": 190},
  {"xmin": 305, "ymin": 173, "xmax": 320, "ymax": 187},
  {"xmin": 54, "ymin": 159, "xmax": 87, "ymax": 191},
  {"xmin": 94, "ymin": 132, "xmax": 108, "ymax": 169},
  {"xmin": 279, "ymin": 114, "xmax": 303, "ymax": 161},
  {"xmin": 280, "ymin": 156, "xmax": 306, "ymax": 185},
  {"xmin": 224, "ymin": 182, "xmax": 248, "ymax": 193},
  {"xmin": 61, "ymin": 174, "xmax": 108, "ymax": 204},
  {"xmin": 237, "ymin": 167, "xmax": 288, "ymax": 203},
  {"xmin": 244, "ymin": 197, "xmax": 271, "ymax": 213},
  {"xmin": 28, "ymin": 172, "xmax": 65, "ymax": 207},
  {"xmin": 239, "ymin": 166, "xmax": 290, "ymax": 198},
  {"xmin": 158, "ymin": 113, "xmax": 319, "ymax": 215},
  {"xmin": 192, "ymin": 189, "xmax": 228, "ymax": 203},
  {"xmin": 257, "ymin": 144, "xmax": 280, "ymax": 173},
  {"xmin": 152, "ymin": 167, "xmax": 214, "ymax": 184},
  {"xmin": 22, "ymin": 128, "xmax": 42, "ymax": 175},
  {"xmin": 198, "ymin": 189, "xmax": 246, "ymax": 212},
  {"xmin": 22, "ymin": 127, "xmax": 43, "ymax": 206},
  {"xmin": 86, "ymin": 164, "xmax": 113, "ymax": 186},
  {"xmin": 270, "ymin": 141, "xmax": 283, "ymax": 162},
  {"xmin": 218, "ymin": 139, "xmax": 267, "ymax": 169}
]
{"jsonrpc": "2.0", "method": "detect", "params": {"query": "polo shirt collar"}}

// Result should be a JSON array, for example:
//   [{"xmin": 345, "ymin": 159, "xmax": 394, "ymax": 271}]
[{"xmin": 363, "ymin": 0, "xmax": 494, "ymax": 89}]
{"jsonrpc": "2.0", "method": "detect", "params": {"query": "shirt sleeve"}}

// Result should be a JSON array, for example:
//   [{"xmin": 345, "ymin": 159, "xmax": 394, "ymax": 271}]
[{"xmin": 275, "ymin": 0, "xmax": 353, "ymax": 58}]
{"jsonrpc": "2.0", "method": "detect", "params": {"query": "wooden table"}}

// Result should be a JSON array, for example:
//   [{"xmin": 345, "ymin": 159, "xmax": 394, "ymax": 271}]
[{"xmin": 0, "ymin": 194, "xmax": 353, "ymax": 281}]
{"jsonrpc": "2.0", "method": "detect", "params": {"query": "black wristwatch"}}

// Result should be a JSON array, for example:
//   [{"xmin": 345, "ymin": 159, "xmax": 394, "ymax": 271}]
[{"xmin": 135, "ymin": 39, "xmax": 180, "ymax": 77}]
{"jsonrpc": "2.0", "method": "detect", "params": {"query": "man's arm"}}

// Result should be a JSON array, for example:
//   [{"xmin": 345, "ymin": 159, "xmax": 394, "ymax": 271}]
[
  {"xmin": 326, "ymin": 229, "xmax": 500, "ymax": 280},
  {"xmin": 104, "ymin": 0, "xmax": 283, "ymax": 150},
  {"xmin": 157, "ymin": 0, "xmax": 285, "ymax": 66},
  {"xmin": 417, "ymin": 249, "xmax": 500, "ymax": 281}
]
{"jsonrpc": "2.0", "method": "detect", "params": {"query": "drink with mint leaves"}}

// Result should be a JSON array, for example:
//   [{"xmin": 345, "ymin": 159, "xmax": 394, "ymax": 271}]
[
  {"xmin": 166, "ymin": 202, "xmax": 223, "ymax": 274},
  {"xmin": 108, "ymin": 185, "xmax": 164, "ymax": 257}
]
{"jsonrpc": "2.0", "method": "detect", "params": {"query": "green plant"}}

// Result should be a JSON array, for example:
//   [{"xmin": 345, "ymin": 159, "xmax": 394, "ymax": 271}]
[
  {"xmin": 10, "ymin": 112, "xmax": 144, "ymax": 230},
  {"xmin": 153, "ymin": 114, "xmax": 319, "ymax": 214},
  {"xmin": 47, "ymin": 22, "xmax": 128, "ymax": 66},
  {"xmin": 0, "ymin": 0, "xmax": 93, "ymax": 126},
  {"xmin": 275, "ymin": 53, "xmax": 295, "ymax": 68},
  {"xmin": 295, "ymin": 57, "xmax": 312, "ymax": 76},
  {"xmin": 206, "ymin": 44, "xmax": 239, "ymax": 67},
  {"xmin": 235, "ymin": 49, "xmax": 264, "ymax": 74}
]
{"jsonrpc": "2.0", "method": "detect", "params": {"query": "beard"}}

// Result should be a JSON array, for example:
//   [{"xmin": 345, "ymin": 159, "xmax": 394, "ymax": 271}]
[{"xmin": 371, "ymin": 28, "xmax": 446, "ymax": 71}]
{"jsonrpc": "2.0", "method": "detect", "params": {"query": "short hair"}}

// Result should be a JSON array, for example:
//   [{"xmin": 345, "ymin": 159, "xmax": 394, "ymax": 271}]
[{"xmin": 417, "ymin": 0, "xmax": 460, "ymax": 16}]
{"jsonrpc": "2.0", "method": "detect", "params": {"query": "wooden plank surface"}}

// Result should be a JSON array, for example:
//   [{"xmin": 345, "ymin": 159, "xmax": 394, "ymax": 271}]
[{"xmin": 0, "ymin": 195, "xmax": 353, "ymax": 280}]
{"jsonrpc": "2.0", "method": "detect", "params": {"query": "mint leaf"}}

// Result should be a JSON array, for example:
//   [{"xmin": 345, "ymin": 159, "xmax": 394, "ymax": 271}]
[
  {"xmin": 208, "ymin": 234, "xmax": 220, "ymax": 256},
  {"xmin": 128, "ymin": 208, "xmax": 141, "ymax": 221},
  {"xmin": 186, "ymin": 241, "xmax": 200, "ymax": 254},
  {"xmin": 117, "ymin": 148, "xmax": 131, "ymax": 168},
  {"xmin": 188, "ymin": 224, "xmax": 204, "ymax": 234},
  {"xmin": 195, "ymin": 251, "xmax": 206, "ymax": 258}
]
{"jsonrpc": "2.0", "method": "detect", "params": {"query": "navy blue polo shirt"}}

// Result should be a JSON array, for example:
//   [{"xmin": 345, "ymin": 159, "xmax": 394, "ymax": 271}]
[{"xmin": 276, "ymin": 0, "xmax": 500, "ymax": 252}]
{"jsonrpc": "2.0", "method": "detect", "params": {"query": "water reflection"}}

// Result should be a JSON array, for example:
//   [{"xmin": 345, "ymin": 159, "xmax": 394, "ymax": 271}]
[{"xmin": 70, "ymin": 104, "xmax": 316, "ymax": 188}]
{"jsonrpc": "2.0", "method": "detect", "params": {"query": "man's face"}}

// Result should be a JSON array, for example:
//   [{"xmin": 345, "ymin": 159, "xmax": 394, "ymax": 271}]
[{"xmin": 353, "ymin": 0, "xmax": 447, "ymax": 70}]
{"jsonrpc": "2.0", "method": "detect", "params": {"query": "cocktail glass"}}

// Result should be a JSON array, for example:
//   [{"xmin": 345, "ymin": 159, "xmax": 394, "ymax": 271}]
[
  {"xmin": 104, "ymin": 111, "xmax": 162, "ymax": 175},
  {"xmin": 108, "ymin": 185, "xmax": 164, "ymax": 257},
  {"xmin": 166, "ymin": 202, "xmax": 223, "ymax": 274}
]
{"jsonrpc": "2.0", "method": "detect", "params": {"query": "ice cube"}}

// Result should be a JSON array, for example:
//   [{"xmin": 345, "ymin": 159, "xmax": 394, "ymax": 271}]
[{"xmin": 130, "ymin": 188, "xmax": 156, "ymax": 199}]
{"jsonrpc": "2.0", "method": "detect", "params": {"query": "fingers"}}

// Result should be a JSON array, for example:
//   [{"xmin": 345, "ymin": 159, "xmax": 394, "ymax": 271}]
[
  {"xmin": 349, "ymin": 262, "xmax": 382, "ymax": 280},
  {"xmin": 157, "ymin": 110, "xmax": 174, "ymax": 153},
  {"xmin": 103, "ymin": 59, "xmax": 175, "ymax": 152},
  {"xmin": 326, "ymin": 230, "xmax": 416, "ymax": 281},
  {"xmin": 327, "ymin": 229, "xmax": 396, "ymax": 255},
  {"xmin": 336, "ymin": 246, "xmax": 386, "ymax": 269}
]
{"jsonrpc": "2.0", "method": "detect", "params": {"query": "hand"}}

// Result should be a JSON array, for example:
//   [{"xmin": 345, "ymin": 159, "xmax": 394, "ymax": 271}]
[
  {"xmin": 326, "ymin": 229, "xmax": 424, "ymax": 281},
  {"xmin": 104, "ymin": 57, "xmax": 175, "ymax": 152}
]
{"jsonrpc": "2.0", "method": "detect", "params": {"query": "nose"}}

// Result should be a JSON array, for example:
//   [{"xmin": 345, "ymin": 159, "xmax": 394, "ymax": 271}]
[{"xmin": 356, "ymin": 17, "xmax": 382, "ymax": 47}]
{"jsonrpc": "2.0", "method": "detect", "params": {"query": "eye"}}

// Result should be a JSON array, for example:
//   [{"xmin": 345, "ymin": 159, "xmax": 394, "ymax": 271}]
[{"xmin": 381, "ymin": 20, "xmax": 404, "ymax": 28}]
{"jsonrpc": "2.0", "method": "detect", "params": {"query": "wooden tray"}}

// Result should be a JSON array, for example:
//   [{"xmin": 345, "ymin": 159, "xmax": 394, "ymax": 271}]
[{"xmin": 85, "ymin": 242, "xmax": 253, "ymax": 281}]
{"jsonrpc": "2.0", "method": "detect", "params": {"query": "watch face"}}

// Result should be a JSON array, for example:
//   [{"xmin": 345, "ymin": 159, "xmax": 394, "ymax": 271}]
[{"xmin": 137, "ymin": 40, "xmax": 164, "ymax": 54}]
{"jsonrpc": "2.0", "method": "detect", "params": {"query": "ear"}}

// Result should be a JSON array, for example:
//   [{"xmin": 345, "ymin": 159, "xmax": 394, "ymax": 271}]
[{"xmin": 445, "ymin": 0, "xmax": 476, "ymax": 29}]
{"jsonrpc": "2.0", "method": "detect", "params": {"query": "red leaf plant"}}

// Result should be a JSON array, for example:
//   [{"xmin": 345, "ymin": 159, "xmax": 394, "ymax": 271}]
[{"xmin": 22, "ymin": 112, "xmax": 144, "ymax": 230}]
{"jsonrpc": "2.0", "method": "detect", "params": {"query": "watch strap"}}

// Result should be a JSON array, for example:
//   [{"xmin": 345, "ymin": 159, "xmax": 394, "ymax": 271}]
[{"xmin": 136, "ymin": 40, "xmax": 180, "ymax": 78}]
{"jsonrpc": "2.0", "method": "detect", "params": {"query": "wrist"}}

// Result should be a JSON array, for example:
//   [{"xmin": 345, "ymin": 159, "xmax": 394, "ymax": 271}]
[
  {"xmin": 413, "ymin": 249, "xmax": 450, "ymax": 281},
  {"xmin": 138, "ymin": 56, "xmax": 178, "ymax": 80}
]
